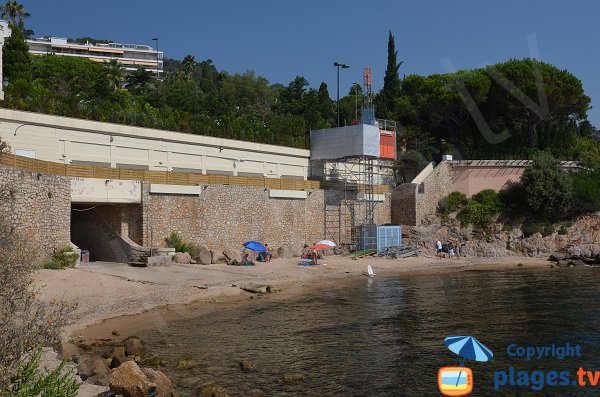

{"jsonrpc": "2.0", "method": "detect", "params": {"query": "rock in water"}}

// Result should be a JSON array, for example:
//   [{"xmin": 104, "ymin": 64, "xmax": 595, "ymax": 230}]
[
  {"xmin": 176, "ymin": 358, "xmax": 197, "ymax": 370},
  {"xmin": 142, "ymin": 367, "xmax": 175, "ymax": 397},
  {"xmin": 199, "ymin": 385, "xmax": 231, "ymax": 397},
  {"xmin": 109, "ymin": 361, "xmax": 157, "ymax": 397},
  {"xmin": 282, "ymin": 373, "xmax": 305, "ymax": 384},
  {"xmin": 246, "ymin": 389, "xmax": 267, "ymax": 397},
  {"xmin": 239, "ymin": 359, "xmax": 256, "ymax": 372},
  {"xmin": 124, "ymin": 338, "xmax": 143, "ymax": 357}
]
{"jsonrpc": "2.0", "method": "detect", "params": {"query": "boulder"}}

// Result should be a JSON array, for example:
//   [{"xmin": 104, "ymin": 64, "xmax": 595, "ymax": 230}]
[
  {"xmin": 124, "ymin": 338, "xmax": 143, "ymax": 357},
  {"xmin": 109, "ymin": 346, "xmax": 132, "ymax": 369},
  {"xmin": 199, "ymin": 385, "xmax": 231, "ymax": 397},
  {"xmin": 277, "ymin": 245, "xmax": 294, "ymax": 259},
  {"xmin": 109, "ymin": 361, "xmax": 157, "ymax": 397},
  {"xmin": 223, "ymin": 245, "xmax": 241, "ymax": 263},
  {"xmin": 175, "ymin": 252, "xmax": 192, "ymax": 264},
  {"xmin": 210, "ymin": 249, "xmax": 227, "ymax": 264},
  {"xmin": 77, "ymin": 356, "xmax": 109, "ymax": 381},
  {"xmin": 142, "ymin": 367, "xmax": 175, "ymax": 397},
  {"xmin": 195, "ymin": 245, "xmax": 212, "ymax": 265}
]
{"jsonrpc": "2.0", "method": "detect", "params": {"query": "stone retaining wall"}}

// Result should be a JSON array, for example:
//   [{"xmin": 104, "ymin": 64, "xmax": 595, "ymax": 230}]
[
  {"xmin": 392, "ymin": 161, "xmax": 453, "ymax": 226},
  {"xmin": 142, "ymin": 184, "xmax": 327, "ymax": 251},
  {"xmin": 0, "ymin": 166, "xmax": 70, "ymax": 257}
]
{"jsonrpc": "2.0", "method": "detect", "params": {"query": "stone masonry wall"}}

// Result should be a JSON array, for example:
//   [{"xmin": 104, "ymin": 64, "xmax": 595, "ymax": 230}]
[
  {"xmin": 142, "ymin": 183, "xmax": 326, "ymax": 251},
  {"xmin": 0, "ymin": 166, "xmax": 70, "ymax": 258},
  {"xmin": 392, "ymin": 161, "xmax": 453, "ymax": 226}
]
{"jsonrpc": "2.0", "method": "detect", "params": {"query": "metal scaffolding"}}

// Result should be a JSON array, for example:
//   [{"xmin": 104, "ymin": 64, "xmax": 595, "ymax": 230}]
[{"xmin": 319, "ymin": 155, "xmax": 380, "ymax": 250}]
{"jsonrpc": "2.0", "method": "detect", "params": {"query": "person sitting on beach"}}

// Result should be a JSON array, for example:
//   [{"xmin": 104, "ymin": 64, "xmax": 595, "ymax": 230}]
[
  {"xmin": 241, "ymin": 253, "xmax": 252, "ymax": 265},
  {"xmin": 436, "ymin": 239, "xmax": 443, "ymax": 259},
  {"xmin": 264, "ymin": 244, "xmax": 272, "ymax": 262}
]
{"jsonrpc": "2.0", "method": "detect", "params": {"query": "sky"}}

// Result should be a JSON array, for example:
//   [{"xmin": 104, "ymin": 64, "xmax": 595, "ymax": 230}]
[{"xmin": 25, "ymin": 0, "xmax": 600, "ymax": 126}]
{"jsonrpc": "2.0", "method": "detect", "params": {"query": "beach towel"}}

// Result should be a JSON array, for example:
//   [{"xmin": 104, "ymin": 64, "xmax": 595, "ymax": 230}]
[{"xmin": 297, "ymin": 261, "xmax": 315, "ymax": 266}]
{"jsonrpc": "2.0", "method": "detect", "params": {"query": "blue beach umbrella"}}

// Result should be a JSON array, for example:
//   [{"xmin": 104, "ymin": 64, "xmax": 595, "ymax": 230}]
[
  {"xmin": 243, "ymin": 241, "xmax": 266, "ymax": 252},
  {"xmin": 444, "ymin": 336, "xmax": 494, "ymax": 362}
]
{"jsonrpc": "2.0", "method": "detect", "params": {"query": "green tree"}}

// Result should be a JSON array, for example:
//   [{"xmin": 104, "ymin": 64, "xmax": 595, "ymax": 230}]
[
  {"xmin": 105, "ymin": 59, "xmax": 124, "ymax": 91},
  {"xmin": 376, "ymin": 31, "xmax": 403, "ymax": 119},
  {"xmin": 181, "ymin": 54, "xmax": 196, "ymax": 79},
  {"xmin": 521, "ymin": 152, "xmax": 574, "ymax": 219},
  {"xmin": 125, "ymin": 66, "xmax": 154, "ymax": 95},
  {"xmin": 0, "ymin": 0, "xmax": 29, "ymax": 28},
  {"xmin": 2, "ymin": 21, "xmax": 30, "ymax": 82}
]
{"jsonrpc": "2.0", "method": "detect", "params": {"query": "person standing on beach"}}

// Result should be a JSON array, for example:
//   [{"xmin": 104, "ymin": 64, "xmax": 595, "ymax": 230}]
[{"xmin": 436, "ymin": 239, "xmax": 443, "ymax": 259}]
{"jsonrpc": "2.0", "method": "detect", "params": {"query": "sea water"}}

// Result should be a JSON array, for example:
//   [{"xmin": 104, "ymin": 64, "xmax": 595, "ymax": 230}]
[{"xmin": 140, "ymin": 267, "xmax": 600, "ymax": 396}]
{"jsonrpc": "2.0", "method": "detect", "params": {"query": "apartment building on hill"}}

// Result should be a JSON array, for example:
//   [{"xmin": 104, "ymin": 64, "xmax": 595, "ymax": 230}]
[{"xmin": 27, "ymin": 37, "xmax": 163, "ymax": 75}]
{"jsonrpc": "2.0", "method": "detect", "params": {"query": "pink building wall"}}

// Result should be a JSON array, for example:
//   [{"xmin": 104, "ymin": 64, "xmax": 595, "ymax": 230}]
[{"xmin": 451, "ymin": 165, "xmax": 525, "ymax": 197}]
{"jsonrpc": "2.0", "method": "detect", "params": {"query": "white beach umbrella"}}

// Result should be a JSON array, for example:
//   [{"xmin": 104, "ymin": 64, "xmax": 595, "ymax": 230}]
[{"xmin": 318, "ymin": 240, "xmax": 336, "ymax": 247}]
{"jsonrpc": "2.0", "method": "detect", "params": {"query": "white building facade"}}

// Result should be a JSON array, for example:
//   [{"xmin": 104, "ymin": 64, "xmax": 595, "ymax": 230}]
[{"xmin": 27, "ymin": 37, "xmax": 163, "ymax": 75}]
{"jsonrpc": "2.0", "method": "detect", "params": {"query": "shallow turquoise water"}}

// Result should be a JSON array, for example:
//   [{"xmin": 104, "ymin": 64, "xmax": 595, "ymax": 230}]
[{"xmin": 140, "ymin": 267, "xmax": 600, "ymax": 396}]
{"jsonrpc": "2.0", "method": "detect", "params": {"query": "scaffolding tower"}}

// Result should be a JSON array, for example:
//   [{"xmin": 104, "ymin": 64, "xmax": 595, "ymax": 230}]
[
  {"xmin": 310, "ymin": 67, "xmax": 397, "ymax": 250},
  {"xmin": 318, "ymin": 155, "xmax": 381, "ymax": 250}
]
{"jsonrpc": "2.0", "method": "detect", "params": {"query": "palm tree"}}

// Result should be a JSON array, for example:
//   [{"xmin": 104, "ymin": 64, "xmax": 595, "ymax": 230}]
[
  {"xmin": 0, "ymin": 1, "xmax": 30, "ymax": 28},
  {"xmin": 105, "ymin": 59, "xmax": 124, "ymax": 91},
  {"xmin": 181, "ymin": 55, "xmax": 196, "ymax": 79}
]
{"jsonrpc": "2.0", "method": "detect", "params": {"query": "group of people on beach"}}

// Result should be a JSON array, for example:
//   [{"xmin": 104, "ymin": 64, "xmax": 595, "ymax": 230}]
[
  {"xmin": 436, "ymin": 238, "xmax": 461, "ymax": 259},
  {"xmin": 234, "ymin": 243, "xmax": 272, "ymax": 266}
]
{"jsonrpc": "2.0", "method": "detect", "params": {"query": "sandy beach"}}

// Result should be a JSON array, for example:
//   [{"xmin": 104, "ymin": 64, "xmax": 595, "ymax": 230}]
[{"xmin": 34, "ymin": 254, "xmax": 551, "ymax": 343}]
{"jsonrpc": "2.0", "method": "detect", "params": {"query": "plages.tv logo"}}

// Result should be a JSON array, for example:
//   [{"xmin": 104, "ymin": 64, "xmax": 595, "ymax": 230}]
[{"xmin": 438, "ymin": 336, "xmax": 494, "ymax": 396}]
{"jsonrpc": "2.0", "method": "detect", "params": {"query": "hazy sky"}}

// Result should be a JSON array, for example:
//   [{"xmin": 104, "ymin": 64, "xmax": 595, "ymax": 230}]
[{"xmin": 26, "ymin": 0, "xmax": 600, "ymax": 126}]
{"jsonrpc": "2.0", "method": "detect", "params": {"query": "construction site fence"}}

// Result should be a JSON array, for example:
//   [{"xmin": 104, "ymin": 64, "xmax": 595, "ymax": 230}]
[{"xmin": 1, "ymin": 153, "xmax": 390, "ymax": 193}]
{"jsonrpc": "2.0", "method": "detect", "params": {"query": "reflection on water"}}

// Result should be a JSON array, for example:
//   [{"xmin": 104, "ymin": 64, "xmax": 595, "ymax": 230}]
[{"xmin": 141, "ymin": 267, "xmax": 600, "ymax": 396}]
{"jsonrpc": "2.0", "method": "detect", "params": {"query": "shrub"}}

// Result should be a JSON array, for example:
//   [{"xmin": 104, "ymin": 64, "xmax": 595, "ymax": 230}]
[
  {"xmin": 521, "ymin": 152, "xmax": 574, "ymax": 219},
  {"xmin": 2, "ymin": 348, "xmax": 79, "ymax": 396},
  {"xmin": 571, "ymin": 169, "xmax": 600, "ymax": 213},
  {"xmin": 522, "ymin": 223, "xmax": 544, "ymax": 237},
  {"xmin": 498, "ymin": 184, "xmax": 527, "ymax": 217},
  {"xmin": 542, "ymin": 224, "xmax": 555, "ymax": 237},
  {"xmin": 472, "ymin": 189, "xmax": 503, "ymax": 213},
  {"xmin": 165, "ymin": 232, "xmax": 198, "ymax": 256},
  {"xmin": 558, "ymin": 225, "xmax": 568, "ymax": 235},
  {"xmin": 437, "ymin": 191, "xmax": 468, "ymax": 214},
  {"xmin": 458, "ymin": 201, "xmax": 496, "ymax": 228},
  {"xmin": 0, "ymin": 211, "xmax": 73, "ymax": 389},
  {"xmin": 43, "ymin": 246, "xmax": 78, "ymax": 270}
]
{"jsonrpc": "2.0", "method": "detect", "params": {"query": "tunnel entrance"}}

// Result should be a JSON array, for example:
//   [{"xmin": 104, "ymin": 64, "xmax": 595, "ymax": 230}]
[{"xmin": 71, "ymin": 203, "xmax": 143, "ymax": 262}]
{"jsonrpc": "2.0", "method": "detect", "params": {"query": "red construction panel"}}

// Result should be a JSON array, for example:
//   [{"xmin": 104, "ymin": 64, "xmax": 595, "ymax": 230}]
[{"xmin": 379, "ymin": 130, "xmax": 396, "ymax": 159}]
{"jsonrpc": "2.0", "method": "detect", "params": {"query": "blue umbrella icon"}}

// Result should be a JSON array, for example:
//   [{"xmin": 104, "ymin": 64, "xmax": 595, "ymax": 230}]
[
  {"xmin": 444, "ymin": 336, "xmax": 493, "ymax": 362},
  {"xmin": 243, "ymin": 241, "xmax": 266, "ymax": 252}
]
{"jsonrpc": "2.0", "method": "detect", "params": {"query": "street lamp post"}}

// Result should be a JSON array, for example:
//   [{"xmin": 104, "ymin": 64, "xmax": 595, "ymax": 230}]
[
  {"xmin": 152, "ymin": 37, "xmax": 159, "ymax": 78},
  {"xmin": 353, "ymin": 82, "xmax": 359, "ymax": 121},
  {"xmin": 333, "ymin": 61, "xmax": 349, "ymax": 127}
]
